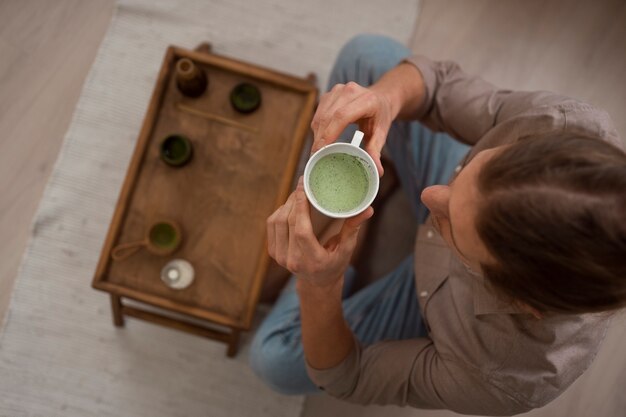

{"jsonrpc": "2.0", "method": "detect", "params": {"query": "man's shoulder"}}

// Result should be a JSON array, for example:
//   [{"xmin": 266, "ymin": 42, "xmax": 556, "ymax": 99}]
[
  {"xmin": 428, "ymin": 261, "xmax": 611, "ymax": 408},
  {"xmin": 484, "ymin": 311, "xmax": 611, "ymax": 408},
  {"xmin": 469, "ymin": 94, "xmax": 622, "ymax": 158}
]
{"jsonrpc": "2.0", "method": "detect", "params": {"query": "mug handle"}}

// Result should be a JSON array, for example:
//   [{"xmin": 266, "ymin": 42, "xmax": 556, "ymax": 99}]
[
  {"xmin": 350, "ymin": 130, "xmax": 364, "ymax": 147},
  {"xmin": 111, "ymin": 240, "xmax": 146, "ymax": 261}
]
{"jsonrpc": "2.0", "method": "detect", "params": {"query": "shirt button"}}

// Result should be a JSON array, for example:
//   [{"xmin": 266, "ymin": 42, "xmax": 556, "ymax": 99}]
[
  {"xmin": 420, "ymin": 290, "xmax": 428, "ymax": 297},
  {"xmin": 454, "ymin": 164, "xmax": 462, "ymax": 173},
  {"xmin": 426, "ymin": 230, "xmax": 434, "ymax": 239}
]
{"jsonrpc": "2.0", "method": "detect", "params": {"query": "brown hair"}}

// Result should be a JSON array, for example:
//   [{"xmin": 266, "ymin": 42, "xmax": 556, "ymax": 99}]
[{"xmin": 476, "ymin": 135, "xmax": 626, "ymax": 314}]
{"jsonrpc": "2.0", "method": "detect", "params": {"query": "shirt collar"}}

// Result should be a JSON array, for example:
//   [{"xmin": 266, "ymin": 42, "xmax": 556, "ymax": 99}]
[{"xmin": 424, "ymin": 216, "xmax": 527, "ymax": 316}]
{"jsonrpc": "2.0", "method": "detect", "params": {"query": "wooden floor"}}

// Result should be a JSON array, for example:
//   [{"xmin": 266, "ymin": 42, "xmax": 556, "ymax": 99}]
[
  {"xmin": 0, "ymin": 0, "xmax": 624, "ymax": 416},
  {"xmin": 0, "ymin": 0, "xmax": 115, "ymax": 326}
]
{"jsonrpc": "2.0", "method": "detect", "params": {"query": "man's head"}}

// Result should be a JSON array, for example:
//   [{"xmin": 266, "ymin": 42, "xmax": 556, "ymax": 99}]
[{"xmin": 421, "ymin": 135, "xmax": 626, "ymax": 314}]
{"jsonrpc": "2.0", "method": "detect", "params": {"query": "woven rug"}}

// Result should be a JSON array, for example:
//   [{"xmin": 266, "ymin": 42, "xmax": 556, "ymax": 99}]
[{"xmin": 0, "ymin": 0, "xmax": 418, "ymax": 416}]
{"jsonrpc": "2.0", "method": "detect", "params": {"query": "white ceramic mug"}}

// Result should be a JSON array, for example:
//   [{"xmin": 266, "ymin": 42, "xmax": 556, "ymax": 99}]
[{"xmin": 304, "ymin": 130, "xmax": 379, "ymax": 219}]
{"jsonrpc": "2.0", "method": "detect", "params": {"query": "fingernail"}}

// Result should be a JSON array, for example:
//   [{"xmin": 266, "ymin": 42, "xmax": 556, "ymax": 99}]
[{"xmin": 298, "ymin": 176, "xmax": 304, "ymax": 186}]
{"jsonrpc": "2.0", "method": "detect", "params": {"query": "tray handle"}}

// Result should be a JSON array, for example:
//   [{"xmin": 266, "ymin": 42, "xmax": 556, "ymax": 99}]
[{"xmin": 111, "ymin": 240, "xmax": 146, "ymax": 261}]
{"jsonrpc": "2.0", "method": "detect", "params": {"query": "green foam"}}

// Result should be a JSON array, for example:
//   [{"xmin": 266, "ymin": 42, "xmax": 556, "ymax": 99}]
[
  {"xmin": 309, "ymin": 153, "xmax": 369, "ymax": 213},
  {"xmin": 149, "ymin": 223, "xmax": 178, "ymax": 248}
]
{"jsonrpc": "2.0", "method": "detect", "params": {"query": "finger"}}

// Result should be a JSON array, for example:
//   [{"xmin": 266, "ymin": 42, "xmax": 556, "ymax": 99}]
[
  {"xmin": 364, "ymin": 144, "xmax": 384, "ymax": 177},
  {"xmin": 266, "ymin": 211, "xmax": 277, "ymax": 257},
  {"xmin": 311, "ymin": 84, "xmax": 346, "ymax": 153},
  {"xmin": 321, "ymin": 90, "xmax": 375, "ymax": 147},
  {"xmin": 312, "ymin": 84, "xmax": 343, "ymax": 131},
  {"xmin": 315, "ymin": 83, "xmax": 368, "ymax": 150},
  {"xmin": 274, "ymin": 192, "xmax": 296, "ymax": 266},
  {"xmin": 339, "ymin": 206, "xmax": 374, "ymax": 254},
  {"xmin": 321, "ymin": 91, "xmax": 388, "ymax": 177},
  {"xmin": 294, "ymin": 177, "xmax": 325, "ymax": 258},
  {"xmin": 323, "ymin": 234, "xmax": 340, "ymax": 252},
  {"xmin": 347, "ymin": 206, "xmax": 374, "ymax": 227},
  {"xmin": 286, "ymin": 189, "xmax": 304, "ymax": 272},
  {"xmin": 364, "ymin": 125, "xmax": 387, "ymax": 176}
]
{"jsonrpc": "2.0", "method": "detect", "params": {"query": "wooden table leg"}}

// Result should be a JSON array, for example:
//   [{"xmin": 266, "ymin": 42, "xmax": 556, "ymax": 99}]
[
  {"xmin": 110, "ymin": 295, "xmax": 125, "ymax": 327},
  {"xmin": 227, "ymin": 329, "xmax": 240, "ymax": 358}
]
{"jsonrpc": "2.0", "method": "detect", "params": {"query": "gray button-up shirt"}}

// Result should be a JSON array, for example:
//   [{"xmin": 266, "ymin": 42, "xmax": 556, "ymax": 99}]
[{"xmin": 306, "ymin": 55, "xmax": 623, "ymax": 415}]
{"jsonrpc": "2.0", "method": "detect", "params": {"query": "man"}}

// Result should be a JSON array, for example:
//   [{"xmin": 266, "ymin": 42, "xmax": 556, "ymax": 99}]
[{"xmin": 249, "ymin": 34, "xmax": 626, "ymax": 415}]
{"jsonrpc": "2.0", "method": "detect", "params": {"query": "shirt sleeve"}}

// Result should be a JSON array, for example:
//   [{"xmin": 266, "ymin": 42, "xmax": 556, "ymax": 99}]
[
  {"xmin": 404, "ymin": 55, "xmax": 571, "ymax": 146},
  {"xmin": 306, "ymin": 336, "xmax": 533, "ymax": 416}
]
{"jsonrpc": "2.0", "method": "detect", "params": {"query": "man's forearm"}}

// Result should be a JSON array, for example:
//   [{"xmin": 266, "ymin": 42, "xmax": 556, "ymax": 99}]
[
  {"xmin": 297, "ymin": 277, "xmax": 355, "ymax": 370},
  {"xmin": 370, "ymin": 62, "xmax": 425, "ymax": 121}
]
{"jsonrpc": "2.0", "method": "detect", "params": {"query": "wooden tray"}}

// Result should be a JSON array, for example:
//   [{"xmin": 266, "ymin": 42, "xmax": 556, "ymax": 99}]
[{"xmin": 92, "ymin": 44, "xmax": 317, "ymax": 355}]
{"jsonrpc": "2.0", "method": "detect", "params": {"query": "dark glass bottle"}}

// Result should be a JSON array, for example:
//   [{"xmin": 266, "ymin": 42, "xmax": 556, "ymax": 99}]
[{"xmin": 175, "ymin": 58, "xmax": 207, "ymax": 98}]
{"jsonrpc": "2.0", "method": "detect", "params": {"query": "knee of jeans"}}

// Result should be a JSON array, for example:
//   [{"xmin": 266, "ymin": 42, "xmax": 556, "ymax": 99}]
[
  {"xmin": 331, "ymin": 34, "xmax": 410, "ymax": 87},
  {"xmin": 248, "ymin": 329, "xmax": 307, "ymax": 395},
  {"xmin": 342, "ymin": 33, "xmax": 397, "ymax": 54}
]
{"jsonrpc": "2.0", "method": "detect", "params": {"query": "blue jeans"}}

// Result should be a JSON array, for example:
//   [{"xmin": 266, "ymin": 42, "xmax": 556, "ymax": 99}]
[{"xmin": 248, "ymin": 34, "xmax": 470, "ymax": 395}]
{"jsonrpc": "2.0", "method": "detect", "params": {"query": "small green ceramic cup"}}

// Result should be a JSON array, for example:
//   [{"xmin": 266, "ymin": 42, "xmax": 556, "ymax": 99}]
[
  {"xmin": 111, "ymin": 220, "xmax": 182, "ymax": 261},
  {"xmin": 230, "ymin": 82, "xmax": 262, "ymax": 114},
  {"xmin": 160, "ymin": 134, "xmax": 193, "ymax": 167},
  {"xmin": 148, "ymin": 221, "xmax": 181, "ymax": 251}
]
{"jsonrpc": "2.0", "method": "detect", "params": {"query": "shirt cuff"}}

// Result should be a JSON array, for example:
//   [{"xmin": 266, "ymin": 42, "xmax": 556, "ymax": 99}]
[
  {"xmin": 305, "ymin": 335, "xmax": 361, "ymax": 397},
  {"xmin": 402, "ymin": 55, "xmax": 437, "ymax": 120}
]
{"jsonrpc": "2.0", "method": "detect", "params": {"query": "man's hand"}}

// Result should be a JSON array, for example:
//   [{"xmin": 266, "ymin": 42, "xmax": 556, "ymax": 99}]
[
  {"xmin": 267, "ymin": 177, "xmax": 374, "ymax": 288},
  {"xmin": 310, "ymin": 82, "xmax": 394, "ymax": 176}
]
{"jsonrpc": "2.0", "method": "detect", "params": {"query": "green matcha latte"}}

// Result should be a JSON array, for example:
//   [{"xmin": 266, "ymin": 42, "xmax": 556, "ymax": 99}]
[{"xmin": 309, "ymin": 153, "xmax": 369, "ymax": 213}]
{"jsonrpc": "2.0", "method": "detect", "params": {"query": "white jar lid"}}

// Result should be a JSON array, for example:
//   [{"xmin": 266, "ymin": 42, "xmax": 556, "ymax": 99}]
[{"xmin": 160, "ymin": 259, "xmax": 195, "ymax": 289}]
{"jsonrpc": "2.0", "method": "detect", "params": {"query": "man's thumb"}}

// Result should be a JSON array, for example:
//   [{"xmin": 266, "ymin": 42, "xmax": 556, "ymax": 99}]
[{"xmin": 340, "ymin": 207, "xmax": 374, "ymax": 241}]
